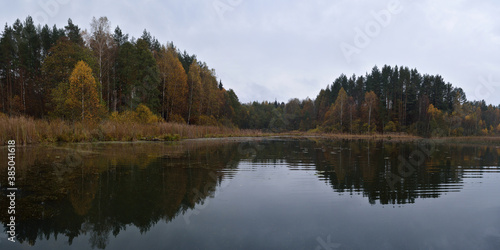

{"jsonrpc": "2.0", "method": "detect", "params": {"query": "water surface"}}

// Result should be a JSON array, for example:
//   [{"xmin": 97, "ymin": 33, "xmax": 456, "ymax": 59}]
[{"xmin": 1, "ymin": 138, "xmax": 500, "ymax": 249}]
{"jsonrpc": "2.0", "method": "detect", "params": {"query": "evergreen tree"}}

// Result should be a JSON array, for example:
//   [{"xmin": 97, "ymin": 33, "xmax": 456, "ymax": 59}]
[
  {"xmin": 42, "ymin": 37, "xmax": 96, "ymax": 118},
  {"xmin": 64, "ymin": 18, "xmax": 84, "ymax": 45}
]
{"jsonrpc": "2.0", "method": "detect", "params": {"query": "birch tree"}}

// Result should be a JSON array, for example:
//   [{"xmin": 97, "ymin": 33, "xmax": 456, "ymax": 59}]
[
  {"xmin": 89, "ymin": 16, "xmax": 112, "ymax": 103},
  {"xmin": 66, "ymin": 61, "xmax": 101, "ymax": 123}
]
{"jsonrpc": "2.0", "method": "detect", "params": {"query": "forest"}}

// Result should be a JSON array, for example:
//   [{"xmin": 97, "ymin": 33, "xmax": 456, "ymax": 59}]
[{"xmin": 1, "ymin": 16, "xmax": 500, "ymax": 139}]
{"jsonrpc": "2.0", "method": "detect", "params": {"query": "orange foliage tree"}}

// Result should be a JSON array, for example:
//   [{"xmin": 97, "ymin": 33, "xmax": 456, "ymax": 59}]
[
  {"xmin": 187, "ymin": 59, "xmax": 202, "ymax": 124},
  {"xmin": 156, "ymin": 44, "xmax": 188, "ymax": 121}
]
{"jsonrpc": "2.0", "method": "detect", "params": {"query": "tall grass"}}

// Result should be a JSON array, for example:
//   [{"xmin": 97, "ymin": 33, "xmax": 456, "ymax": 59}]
[
  {"xmin": 0, "ymin": 115, "xmax": 40, "ymax": 145},
  {"xmin": 0, "ymin": 115, "xmax": 263, "ymax": 145}
]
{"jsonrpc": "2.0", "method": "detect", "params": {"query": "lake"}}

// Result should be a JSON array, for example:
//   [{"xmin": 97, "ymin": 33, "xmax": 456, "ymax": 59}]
[{"xmin": 1, "ymin": 138, "xmax": 500, "ymax": 249}]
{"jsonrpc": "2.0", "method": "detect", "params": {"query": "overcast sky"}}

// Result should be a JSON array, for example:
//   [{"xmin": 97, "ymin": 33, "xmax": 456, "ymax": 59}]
[{"xmin": 2, "ymin": 0, "xmax": 500, "ymax": 104}]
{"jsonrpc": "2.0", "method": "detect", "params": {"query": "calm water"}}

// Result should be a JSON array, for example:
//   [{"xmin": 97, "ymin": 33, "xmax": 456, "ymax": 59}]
[{"xmin": 1, "ymin": 138, "xmax": 500, "ymax": 249}]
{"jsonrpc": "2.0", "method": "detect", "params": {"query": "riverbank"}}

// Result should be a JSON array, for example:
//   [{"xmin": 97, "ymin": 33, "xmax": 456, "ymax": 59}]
[
  {"xmin": 0, "ymin": 116, "xmax": 265, "ymax": 145},
  {"xmin": 2, "ymin": 116, "xmax": 500, "ymax": 145}
]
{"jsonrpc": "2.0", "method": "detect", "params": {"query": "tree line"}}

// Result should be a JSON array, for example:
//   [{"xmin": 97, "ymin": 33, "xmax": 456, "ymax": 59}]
[
  {"xmin": 1, "ymin": 16, "xmax": 499, "ymax": 136},
  {"xmin": 239, "ymin": 65, "xmax": 500, "ymax": 136},
  {"xmin": 0, "ymin": 16, "xmax": 238, "ymax": 126}
]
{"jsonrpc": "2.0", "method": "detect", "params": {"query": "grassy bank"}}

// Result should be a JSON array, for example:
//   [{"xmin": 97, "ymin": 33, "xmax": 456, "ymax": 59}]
[
  {"xmin": 0, "ymin": 116, "xmax": 264, "ymax": 145},
  {"xmin": 3, "ymin": 116, "xmax": 500, "ymax": 146}
]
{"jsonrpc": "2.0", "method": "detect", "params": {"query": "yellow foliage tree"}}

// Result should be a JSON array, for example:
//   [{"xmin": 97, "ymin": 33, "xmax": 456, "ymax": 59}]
[
  {"xmin": 156, "ymin": 44, "xmax": 188, "ymax": 121},
  {"xmin": 199, "ymin": 64, "xmax": 219, "ymax": 117},
  {"xmin": 364, "ymin": 91, "xmax": 378, "ymax": 133},
  {"xmin": 187, "ymin": 60, "xmax": 202, "ymax": 124},
  {"xmin": 334, "ymin": 87, "xmax": 348, "ymax": 132},
  {"xmin": 65, "ymin": 61, "xmax": 102, "ymax": 123},
  {"xmin": 427, "ymin": 104, "xmax": 442, "ymax": 118},
  {"xmin": 323, "ymin": 87, "xmax": 349, "ymax": 132}
]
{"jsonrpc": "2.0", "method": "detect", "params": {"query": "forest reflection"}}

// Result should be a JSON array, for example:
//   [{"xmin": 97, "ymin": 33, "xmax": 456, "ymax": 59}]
[{"xmin": 1, "ymin": 139, "xmax": 499, "ymax": 248}]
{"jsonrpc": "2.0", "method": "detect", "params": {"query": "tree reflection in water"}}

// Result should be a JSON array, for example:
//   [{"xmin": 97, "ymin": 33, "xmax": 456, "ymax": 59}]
[{"xmin": 1, "ymin": 139, "xmax": 499, "ymax": 248}]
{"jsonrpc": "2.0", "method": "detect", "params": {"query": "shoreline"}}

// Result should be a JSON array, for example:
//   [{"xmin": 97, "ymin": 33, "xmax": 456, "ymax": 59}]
[
  {"xmin": 5, "ymin": 133, "xmax": 500, "ymax": 148},
  {"xmin": 2, "ymin": 115, "xmax": 500, "ymax": 146}
]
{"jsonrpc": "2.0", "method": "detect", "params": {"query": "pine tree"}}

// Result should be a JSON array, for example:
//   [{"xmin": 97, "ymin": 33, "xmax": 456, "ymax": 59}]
[
  {"xmin": 42, "ymin": 37, "xmax": 96, "ymax": 118},
  {"xmin": 64, "ymin": 18, "xmax": 84, "ymax": 45}
]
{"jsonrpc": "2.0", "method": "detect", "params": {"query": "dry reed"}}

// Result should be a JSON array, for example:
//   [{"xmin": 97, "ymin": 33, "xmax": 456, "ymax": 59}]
[{"xmin": 0, "ymin": 115, "xmax": 263, "ymax": 145}]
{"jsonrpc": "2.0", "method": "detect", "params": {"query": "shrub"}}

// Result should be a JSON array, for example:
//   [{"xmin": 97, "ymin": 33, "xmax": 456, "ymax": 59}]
[
  {"xmin": 109, "ymin": 104, "xmax": 161, "ymax": 124},
  {"xmin": 307, "ymin": 126, "xmax": 321, "ymax": 133},
  {"xmin": 135, "ymin": 104, "xmax": 161, "ymax": 124},
  {"xmin": 384, "ymin": 121, "xmax": 397, "ymax": 132}
]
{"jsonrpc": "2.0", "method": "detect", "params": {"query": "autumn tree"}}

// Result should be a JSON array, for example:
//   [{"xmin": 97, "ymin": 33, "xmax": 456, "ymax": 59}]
[
  {"xmin": 156, "ymin": 43, "xmax": 187, "ymax": 121},
  {"xmin": 65, "ymin": 61, "xmax": 102, "ymax": 123},
  {"xmin": 225, "ymin": 89, "xmax": 242, "ymax": 126},
  {"xmin": 314, "ymin": 88, "xmax": 332, "ymax": 123},
  {"xmin": 336, "ymin": 87, "xmax": 348, "ymax": 132},
  {"xmin": 323, "ymin": 87, "xmax": 348, "ymax": 132},
  {"xmin": 187, "ymin": 59, "xmax": 201, "ymax": 124},
  {"xmin": 88, "ymin": 16, "xmax": 113, "ymax": 105},
  {"xmin": 363, "ymin": 91, "xmax": 378, "ymax": 133},
  {"xmin": 199, "ymin": 63, "xmax": 219, "ymax": 118},
  {"xmin": 3, "ymin": 15, "xmax": 500, "ymax": 136},
  {"xmin": 284, "ymin": 98, "xmax": 301, "ymax": 130},
  {"xmin": 347, "ymin": 96, "xmax": 357, "ymax": 134},
  {"xmin": 42, "ymin": 37, "xmax": 97, "ymax": 118},
  {"xmin": 300, "ymin": 98, "xmax": 315, "ymax": 130},
  {"xmin": 427, "ymin": 104, "xmax": 445, "ymax": 135}
]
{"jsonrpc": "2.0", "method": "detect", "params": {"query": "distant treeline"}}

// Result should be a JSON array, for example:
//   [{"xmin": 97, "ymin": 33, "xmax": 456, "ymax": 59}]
[
  {"xmin": 240, "ymin": 65, "xmax": 500, "ymax": 137},
  {"xmin": 1, "ymin": 16, "xmax": 499, "ymax": 136}
]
